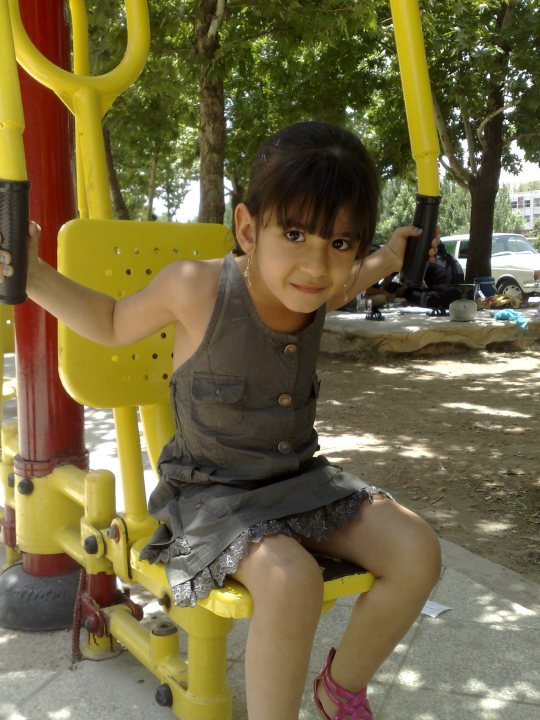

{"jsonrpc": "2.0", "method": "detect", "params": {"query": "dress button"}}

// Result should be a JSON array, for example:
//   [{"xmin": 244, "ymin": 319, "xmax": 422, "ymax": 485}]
[
  {"xmin": 277, "ymin": 440, "xmax": 292, "ymax": 454},
  {"xmin": 283, "ymin": 343, "xmax": 298, "ymax": 356},
  {"xmin": 278, "ymin": 393, "xmax": 292, "ymax": 407}
]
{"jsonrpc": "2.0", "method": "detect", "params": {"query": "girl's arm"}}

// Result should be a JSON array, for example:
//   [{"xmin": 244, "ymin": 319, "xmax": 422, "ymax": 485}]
[{"xmin": 0, "ymin": 222, "xmax": 195, "ymax": 346}]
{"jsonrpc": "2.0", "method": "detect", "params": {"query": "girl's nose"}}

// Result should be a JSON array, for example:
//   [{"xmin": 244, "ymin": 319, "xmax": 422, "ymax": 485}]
[{"xmin": 300, "ymin": 245, "xmax": 328, "ymax": 277}]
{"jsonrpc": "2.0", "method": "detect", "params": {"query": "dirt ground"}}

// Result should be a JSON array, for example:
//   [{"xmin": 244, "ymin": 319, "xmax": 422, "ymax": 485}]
[{"xmin": 315, "ymin": 349, "xmax": 540, "ymax": 585}]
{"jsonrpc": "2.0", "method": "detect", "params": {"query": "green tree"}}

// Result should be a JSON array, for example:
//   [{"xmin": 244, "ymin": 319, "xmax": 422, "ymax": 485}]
[
  {"xmin": 190, "ymin": 0, "xmax": 378, "ymax": 221},
  {"xmin": 363, "ymin": 1, "xmax": 540, "ymax": 281},
  {"xmin": 515, "ymin": 180, "xmax": 540, "ymax": 192},
  {"xmin": 375, "ymin": 179, "xmax": 415, "ymax": 245},
  {"xmin": 88, "ymin": 1, "xmax": 380, "ymax": 223},
  {"xmin": 531, "ymin": 219, "xmax": 540, "ymax": 245},
  {"xmin": 224, "ymin": 25, "xmax": 380, "ymax": 220},
  {"xmin": 87, "ymin": 0, "xmax": 198, "ymax": 220},
  {"xmin": 437, "ymin": 179, "xmax": 471, "ymax": 236},
  {"xmin": 424, "ymin": 0, "xmax": 540, "ymax": 281},
  {"xmin": 493, "ymin": 185, "xmax": 525, "ymax": 233}
]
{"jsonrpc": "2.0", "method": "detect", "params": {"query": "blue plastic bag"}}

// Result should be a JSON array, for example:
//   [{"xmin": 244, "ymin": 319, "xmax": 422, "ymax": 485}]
[{"xmin": 493, "ymin": 309, "xmax": 529, "ymax": 330}]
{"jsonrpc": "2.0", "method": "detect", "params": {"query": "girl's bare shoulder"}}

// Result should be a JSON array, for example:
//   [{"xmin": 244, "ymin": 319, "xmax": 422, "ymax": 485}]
[{"xmin": 153, "ymin": 256, "xmax": 224, "ymax": 314}]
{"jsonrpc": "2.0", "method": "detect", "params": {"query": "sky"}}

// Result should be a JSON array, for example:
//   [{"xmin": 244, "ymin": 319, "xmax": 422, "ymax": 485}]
[{"xmin": 500, "ymin": 159, "xmax": 540, "ymax": 186}]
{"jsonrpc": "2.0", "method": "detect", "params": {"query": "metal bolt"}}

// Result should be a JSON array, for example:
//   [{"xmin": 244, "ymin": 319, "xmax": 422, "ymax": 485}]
[
  {"xmin": 152, "ymin": 619, "xmax": 177, "ymax": 637},
  {"xmin": 106, "ymin": 524, "xmax": 120, "ymax": 542},
  {"xmin": 83, "ymin": 536, "xmax": 99, "ymax": 555},
  {"xmin": 7, "ymin": 472, "xmax": 15, "ymax": 488},
  {"xmin": 17, "ymin": 478, "xmax": 34, "ymax": 495},
  {"xmin": 155, "ymin": 683, "xmax": 173, "ymax": 707},
  {"xmin": 84, "ymin": 616, "xmax": 99, "ymax": 634}
]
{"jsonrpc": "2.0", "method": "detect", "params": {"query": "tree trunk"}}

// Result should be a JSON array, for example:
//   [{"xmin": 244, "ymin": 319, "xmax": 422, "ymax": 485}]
[
  {"xmin": 464, "ymin": 3, "xmax": 510, "ymax": 283},
  {"xmin": 466, "ymin": 152, "xmax": 502, "ymax": 283},
  {"xmin": 195, "ymin": 0, "xmax": 226, "ymax": 223},
  {"xmin": 103, "ymin": 126, "xmax": 130, "ymax": 220},
  {"xmin": 147, "ymin": 154, "xmax": 159, "ymax": 221},
  {"xmin": 464, "ymin": 104, "xmax": 504, "ymax": 282}
]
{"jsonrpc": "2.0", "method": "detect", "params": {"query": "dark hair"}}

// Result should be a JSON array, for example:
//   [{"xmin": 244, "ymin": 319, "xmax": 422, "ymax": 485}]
[{"xmin": 241, "ymin": 121, "xmax": 380, "ymax": 259}]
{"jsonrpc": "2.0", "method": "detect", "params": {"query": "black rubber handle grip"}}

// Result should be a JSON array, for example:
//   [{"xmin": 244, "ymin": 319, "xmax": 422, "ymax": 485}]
[
  {"xmin": 0, "ymin": 179, "xmax": 31, "ymax": 305},
  {"xmin": 399, "ymin": 194, "xmax": 440, "ymax": 287}
]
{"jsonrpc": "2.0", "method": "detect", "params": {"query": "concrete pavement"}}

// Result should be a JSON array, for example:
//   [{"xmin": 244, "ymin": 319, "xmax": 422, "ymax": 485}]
[{"xmin": 1, "ymin": 537, "xmax": 539, "ymax": 719}]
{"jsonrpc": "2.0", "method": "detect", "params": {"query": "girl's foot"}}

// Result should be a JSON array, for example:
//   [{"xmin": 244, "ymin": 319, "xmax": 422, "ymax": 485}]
[{"xmin": 314, "ymin": 647, "xmax": 373, "ymax": 719}]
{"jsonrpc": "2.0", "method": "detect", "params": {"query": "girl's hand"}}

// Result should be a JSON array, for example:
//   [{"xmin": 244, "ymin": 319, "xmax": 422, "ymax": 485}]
[
  {"xmin": 0, "ymin": 220, "xmax": 41, "ymax": 285},
  {"xmin": 0, "ymin": 242, "xmax": 14, "ymax": 284},
  {"xmin": 385, "ymin": 225, "xmax": 440, "ymax": 271}
]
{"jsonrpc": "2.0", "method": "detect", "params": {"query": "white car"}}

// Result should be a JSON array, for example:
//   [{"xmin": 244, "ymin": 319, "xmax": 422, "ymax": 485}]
[{"xmin": 441, "ymin": 233, "xmax": 540, "ymax": 301}]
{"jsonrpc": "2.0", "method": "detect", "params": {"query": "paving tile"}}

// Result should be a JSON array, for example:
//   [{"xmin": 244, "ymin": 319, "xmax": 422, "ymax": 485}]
[
  {"xmin": 394, "ymin": 618, "xmax": 540, "ymax": 704},
  {"xmin": 0, "ymin": 670, "xmax": 58, "ymax": 716},
  {"xmin": 432, "ymin": 568, "xmax": 540, "ymax": 628},
  {"xmin": 4, "ymin": 653, "xmax": 163, "ymax": 720},
  {"xmin": 378, "ymin": 685, "xmax": 540, "ymax": 720}
]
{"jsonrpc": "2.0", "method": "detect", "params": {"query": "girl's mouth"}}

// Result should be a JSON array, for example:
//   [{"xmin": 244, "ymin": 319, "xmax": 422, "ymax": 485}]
[{"xmin": 291, "ymin": 283, "xmax": 327, "ymax": 295}]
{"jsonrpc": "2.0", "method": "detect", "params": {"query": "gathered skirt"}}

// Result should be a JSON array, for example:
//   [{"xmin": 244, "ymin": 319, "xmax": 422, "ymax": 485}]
[{"xmin": 141, "ymin": 486, "xmax": 390, "ymax": 607}]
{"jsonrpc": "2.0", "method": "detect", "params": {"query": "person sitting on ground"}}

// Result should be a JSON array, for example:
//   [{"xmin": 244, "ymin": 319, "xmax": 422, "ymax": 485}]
[{"xmin": 383, "ymin": 240, "xmax": 464, "ymax": 310}]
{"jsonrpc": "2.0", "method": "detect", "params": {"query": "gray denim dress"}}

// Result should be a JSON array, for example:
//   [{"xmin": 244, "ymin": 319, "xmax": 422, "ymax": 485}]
[{"xmin": 141, "ymin": 252, "xmax": 384, "ymax": 606}]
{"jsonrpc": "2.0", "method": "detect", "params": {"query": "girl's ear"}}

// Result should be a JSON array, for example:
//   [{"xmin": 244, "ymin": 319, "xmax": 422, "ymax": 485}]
[{"xmin": 234, "ymin": 203, "xmax": 256, "ymax": 255}]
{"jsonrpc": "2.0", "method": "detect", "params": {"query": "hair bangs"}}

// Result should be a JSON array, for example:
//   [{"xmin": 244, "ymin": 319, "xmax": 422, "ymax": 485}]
[{"xmin": 264, "ymin": 153, "xmax": 375, "ymax": 257}]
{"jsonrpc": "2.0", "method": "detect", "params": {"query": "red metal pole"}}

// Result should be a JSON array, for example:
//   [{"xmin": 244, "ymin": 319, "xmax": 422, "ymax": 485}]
[{"xmin": 14, "ymin": 0, "xmax": 87, "ymax": 575}]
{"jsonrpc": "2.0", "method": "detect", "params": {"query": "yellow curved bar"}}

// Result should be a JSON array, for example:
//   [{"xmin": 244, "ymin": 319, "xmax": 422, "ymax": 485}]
[
  {"xmin": 70, "ymin": 0, "xmax": 90, "ymax": 76},
  {"xmin": 70, "ymin": 0, "xmax": 90, "ymax": 217},
  {"xmin": 390, "ymin": 0, "xmax": 440, "ymax": 196},
  {"xmin": 0, "ymin": 0, "xmax": 27, "ymax": 180},
  {"xmin": 9, "ymin": 0, "xmax": 150, "ymax": 117}
]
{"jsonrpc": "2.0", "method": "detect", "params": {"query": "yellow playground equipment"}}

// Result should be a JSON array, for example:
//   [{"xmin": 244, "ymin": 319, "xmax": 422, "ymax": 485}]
[{"xmin": 0, "ymin": 1, "xmax": 440, "ymax": 718}]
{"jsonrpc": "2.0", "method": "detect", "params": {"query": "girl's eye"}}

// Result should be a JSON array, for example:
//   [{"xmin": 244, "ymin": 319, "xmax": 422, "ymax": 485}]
[
  {"xmin": 285, "ymin": 230, "xmax": 305, "ymax": 243},
  {"xmin": 332, "ymin": 238, "xmax": 352, "ymax": 251}
]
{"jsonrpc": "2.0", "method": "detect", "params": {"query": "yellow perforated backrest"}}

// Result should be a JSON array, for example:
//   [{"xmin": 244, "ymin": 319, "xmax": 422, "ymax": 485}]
[{"xmin": 57, "ymin": 218, "xmax": 234, "ymax": 409}]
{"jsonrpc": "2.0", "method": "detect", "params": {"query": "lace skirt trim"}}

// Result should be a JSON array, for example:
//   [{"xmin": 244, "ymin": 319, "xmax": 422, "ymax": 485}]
[{"xmin": 155, "ymin": 486, "xmax": 390, "ymax": 608}]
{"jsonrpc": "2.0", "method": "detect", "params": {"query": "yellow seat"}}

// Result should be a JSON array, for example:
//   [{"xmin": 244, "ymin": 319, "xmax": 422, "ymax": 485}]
[{"xmin": 57, "ymin": 218, "xmax": 374, "ymax": 719}]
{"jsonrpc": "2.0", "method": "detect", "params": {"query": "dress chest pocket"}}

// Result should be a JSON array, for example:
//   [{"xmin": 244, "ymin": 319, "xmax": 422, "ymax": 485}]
[{"xmin": 191, "ymin": 373, "xmax": 246, "ymax": 433}]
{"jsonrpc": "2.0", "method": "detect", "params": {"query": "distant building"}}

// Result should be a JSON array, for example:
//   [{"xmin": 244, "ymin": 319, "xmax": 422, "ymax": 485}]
[{"xmin": 511, "ymin": 189, "xmax": 540, "ymax": 231}]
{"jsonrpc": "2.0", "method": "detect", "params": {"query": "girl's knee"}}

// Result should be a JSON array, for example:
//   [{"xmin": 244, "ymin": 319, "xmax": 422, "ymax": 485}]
[
  {"xmin": 399, "ymin": 514, "xmax": 442, "ymax": 588},
  {"xmin": 238, "ymin": 535, "xmax": 324, "ymax": 609}
]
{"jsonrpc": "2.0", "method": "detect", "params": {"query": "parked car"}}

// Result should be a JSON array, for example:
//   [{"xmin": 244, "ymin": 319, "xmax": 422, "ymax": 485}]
[{"xmin": 441, "ymin": 233, "xmax": 540, "ymax": 301}]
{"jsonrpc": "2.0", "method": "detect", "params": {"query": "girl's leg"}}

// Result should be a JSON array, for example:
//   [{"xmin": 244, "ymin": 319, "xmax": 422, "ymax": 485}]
[
  {"xmin": 303, "ymin": 497, "xmax": 441, "ymax": 718},
  {"xmin": 231, "ymin": 533, "xmax": 324, "ymax": 720}
]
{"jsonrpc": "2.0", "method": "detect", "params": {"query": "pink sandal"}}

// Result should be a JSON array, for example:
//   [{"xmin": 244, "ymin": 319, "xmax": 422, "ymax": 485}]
[{"xmin": 314, "ymin": 647, "xmax": 373, "ymax": 719}]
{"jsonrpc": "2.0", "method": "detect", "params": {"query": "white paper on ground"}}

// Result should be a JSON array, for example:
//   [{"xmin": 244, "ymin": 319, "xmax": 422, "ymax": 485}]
[{"xmin": 421, "ymin": 599, "xmax": 452, "ymax": 618}]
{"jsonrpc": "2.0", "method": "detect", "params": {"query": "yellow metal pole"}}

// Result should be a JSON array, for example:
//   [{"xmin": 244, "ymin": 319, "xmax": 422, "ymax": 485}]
[
  {"xmin": 390, "ymin": 0, "xmax": 440, "ymax": 196},
  {"xmin": 72, "ymin": 85, "xmax": 114, "ymax": 219},
  {"xmin": 389, "ymin": 0, "xmax": 441, "ymax": 287},
  {"xmin": 0, "ymin": 0, "xmax": 30, "ymax": 305},
  {"xmin": 113, "ymin": 406, "xmax": 157, "ymax": 538},
  {"xmin": 0, "ymin": 0, "xmax": 27, "ymax": 181},
  {"xmin": 70, "ymin": 0, "xmax": 90, "ymax": 219},
  {"xmin": 9, "ymin": 0, "xmax": 150, "ymax": 118},
  {"xmin": 10, "ymin": 0, "xmax": 152, "ymax": 530}
]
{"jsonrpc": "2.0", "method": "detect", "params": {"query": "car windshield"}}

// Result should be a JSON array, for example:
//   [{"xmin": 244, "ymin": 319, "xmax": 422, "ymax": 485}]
[
  {"xmin": 507, "ymin": 236, "xmax": 538, "ymax": 254},
  {"xmin": 493, "ymin": 235, "xmax": 538, "ymax": 255}
]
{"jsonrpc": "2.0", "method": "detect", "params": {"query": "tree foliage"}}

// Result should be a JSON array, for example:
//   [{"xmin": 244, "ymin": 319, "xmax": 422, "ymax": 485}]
[
  {"xmin": 83, "ymin": 0, "xmax": 539, "ymax": 275},
  {"xmin": 421, "ymin": 0, "xmax": 540, "ymax": 280},
  {"xmin": 86, "ymin": 0, "xmax": 198, "ymax": 219},
  {"xmin": 377, "ymin": 177, "xmax": 525, "ymax": 243}
]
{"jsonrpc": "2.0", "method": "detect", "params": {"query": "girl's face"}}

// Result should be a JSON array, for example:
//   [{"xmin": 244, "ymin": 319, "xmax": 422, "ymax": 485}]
[{"xmin": 237, "ymin": 204, "xmax": 358, "ymax": 316}]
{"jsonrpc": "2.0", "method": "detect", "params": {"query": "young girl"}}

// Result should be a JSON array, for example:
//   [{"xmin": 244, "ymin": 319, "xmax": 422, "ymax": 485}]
[{"xmin": 3, "ymin": 121, "xmax": 441, "ymax": 720}]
